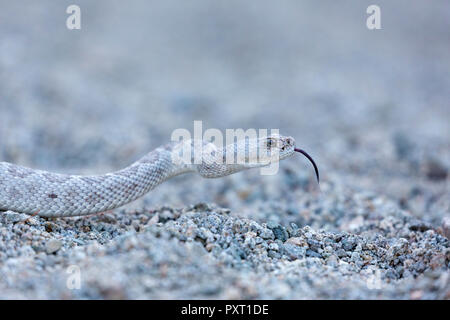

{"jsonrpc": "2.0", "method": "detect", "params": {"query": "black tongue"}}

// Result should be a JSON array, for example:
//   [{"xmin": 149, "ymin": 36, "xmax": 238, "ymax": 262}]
[{"xmin": 294, "ymin": 148, "xmax": 320, "ymax": 183}]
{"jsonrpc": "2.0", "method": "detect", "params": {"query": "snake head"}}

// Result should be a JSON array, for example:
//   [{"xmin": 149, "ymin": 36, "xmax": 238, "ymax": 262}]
[
  {"xmin": 264, "ymin": 134, "xmax": 296, "ymax": 160},
  {"xmin": 264, "ymin": 134, "xmax": 320, "ymax": 183},
  {"xmin": 192, "ymin": 133, "xmax": 319, "ymax": 183}
]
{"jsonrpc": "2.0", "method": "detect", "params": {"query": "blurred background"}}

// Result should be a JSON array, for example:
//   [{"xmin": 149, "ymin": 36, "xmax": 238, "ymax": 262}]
[{"xmin": 0, "ymin": 1, "xmax": 448, "ymax": 229}]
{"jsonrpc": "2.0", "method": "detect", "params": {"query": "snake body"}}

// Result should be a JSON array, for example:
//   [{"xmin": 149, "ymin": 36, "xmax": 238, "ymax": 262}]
[{"xmin": 0, "ymin": 135, "xmax": 317, "ymax": 217}]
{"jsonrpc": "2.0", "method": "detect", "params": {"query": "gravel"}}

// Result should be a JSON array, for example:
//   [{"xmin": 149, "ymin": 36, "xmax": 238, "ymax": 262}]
[{"xmin": 0, "ymin": 193, "xmax": 448, "ymax": 299}]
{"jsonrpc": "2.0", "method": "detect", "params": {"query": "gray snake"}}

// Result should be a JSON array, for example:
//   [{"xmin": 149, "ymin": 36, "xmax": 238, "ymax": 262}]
[{"xmin": 0, "ymin": 134, "xmax": 319, "ymax": 217}]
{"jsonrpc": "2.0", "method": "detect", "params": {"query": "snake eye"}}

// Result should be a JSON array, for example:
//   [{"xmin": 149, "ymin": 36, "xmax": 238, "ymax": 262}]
[{"xmin": 266, "ymin": 138, "xmax": 275, "ymax": 148}]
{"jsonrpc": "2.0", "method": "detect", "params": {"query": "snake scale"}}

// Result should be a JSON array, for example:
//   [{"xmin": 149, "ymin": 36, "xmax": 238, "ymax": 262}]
[{"xmin": 0, "ymin": 134, "xmax": 319, "ymax": 217}]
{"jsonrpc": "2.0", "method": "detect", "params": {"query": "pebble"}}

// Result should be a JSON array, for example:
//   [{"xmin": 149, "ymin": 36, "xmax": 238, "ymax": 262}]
[
  {"xmin": 425, "ymin": 159, "xmax": 448, "ymax": 181},
  {"xmin": 267, "ymin": 222, "xmax": 288, "ymax": 242},
  {"xmin": 45, "ymin": 239, "xmax": 62, "ymax": 254}
]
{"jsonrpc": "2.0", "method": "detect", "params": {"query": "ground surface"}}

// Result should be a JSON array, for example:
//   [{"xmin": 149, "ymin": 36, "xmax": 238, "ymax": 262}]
[{"xmin": 0, "ymin": 1, "xmax": 449, "ymax": 299}]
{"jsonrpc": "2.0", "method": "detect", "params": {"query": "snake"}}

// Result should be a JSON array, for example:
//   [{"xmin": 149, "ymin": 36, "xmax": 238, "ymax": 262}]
[{"xmin": 0, "ymin": 134, "xmax": 319, "ymax": 217}]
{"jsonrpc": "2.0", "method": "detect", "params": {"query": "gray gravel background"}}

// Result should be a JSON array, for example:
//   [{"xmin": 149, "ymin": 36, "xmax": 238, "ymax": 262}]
[{"xmin": 0, "ymin": 1, "xmax": 449, "ymax": 299}]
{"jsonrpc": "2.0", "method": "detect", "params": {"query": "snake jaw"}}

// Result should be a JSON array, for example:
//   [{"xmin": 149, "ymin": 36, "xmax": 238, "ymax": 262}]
[{"xmin": 294, "ymin": 148, "xmax": 320, "ymax": 183}]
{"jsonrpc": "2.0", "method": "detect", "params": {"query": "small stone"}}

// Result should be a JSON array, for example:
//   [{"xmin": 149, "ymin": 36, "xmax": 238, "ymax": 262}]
[
  {"xmin": 410, "ymin": 290, "xmax": 423, "ymax": 300},
  {"xmin": 350, "ymin": 252, "xmax": 360, "ymax": 262},
  {"xmin": 131, "ymin": 220, "xmax": 141, "ymax": 231},
  {"xmin": 385, "ymin": 269, "xmax": 398, "ymax": 279},
  {"xmin": 45, "ymin": 239, "xmax": 62, "ymax": 254},
  {"xmin": 442, "ymin": 217, "xmax": 450, "ymax": 239},
  {"xmin": 268, "ymin": 250, "xmax": 281, "ymax": 259},
  {"xmin": 193, "ymin": 203, "xmax": 211, "ymax": 211},
  {"xmin": 286, "ymin": 237, "xmax": 307, "ymax": 247},
  {"xmin": 44, "ymin": 222, "xmax": 59, "ymax": 233},
  {"xmin": 159, "ymin": 210, "xmax": 174, "ymax": 222},
  {"xmin": 98, "ymin": 214, "xmax": 117, "ymax": 224},
  {"xmin": 72, "ymin": 238, "xmax": 86, "ymax": 245},
  {"xmin": 5, "ymin": 212, "xmax": 28, "ymax": 223},
  {"xmin": 259, "ymin": 228, "xmax": 274, "ymax": 240},
  {"xmin": 342, "ymin": 238, "xmax": 356, "ymax": 251},
  {"xmin": 336, "ymin": 249, "xmax": 347, "ymax": 258},
  {"xmin": 267, "ymin": 222, "xmax": 288, "ymax": 242},
  {"xmin": 327, "ymin": 255, "xmax": 339, "ymax": 267},
  {"xmin": 347, "ymin": 216, "xmax": 364, "ymax": 231},
  {"xmin": 268, "ymin": 242, "xmax": 279, "ymax": 251},
  {"xmin": 306, "ymin": 249, "xmax": 321, "ymax": 258},
  {"xmin": 286, "ymin": 223, "xmax": 300, "ymax": 237},
  {"xmin": 425, "ymin": 159, "xmax": 448, "ymax": 181},
  {"xmin": 148, "ymin": 213, "xmax": 159, "ymax": 226},
  {"xmin": 409, "ymin": 220, "xmax": 432, "ymax": 232},
  {"xmin": 282, "ymin": 243, "xmax": 306, "ymax": 260}
]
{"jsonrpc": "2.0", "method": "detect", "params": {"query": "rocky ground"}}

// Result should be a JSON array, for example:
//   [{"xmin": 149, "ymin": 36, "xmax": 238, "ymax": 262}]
[
  {"xmin": 0, "ymin": 1, "xmax": 449, "ymax": 299},
  {"xmin": 0, "ymin": 195, "xmax": 448, "ymax": 299}
]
